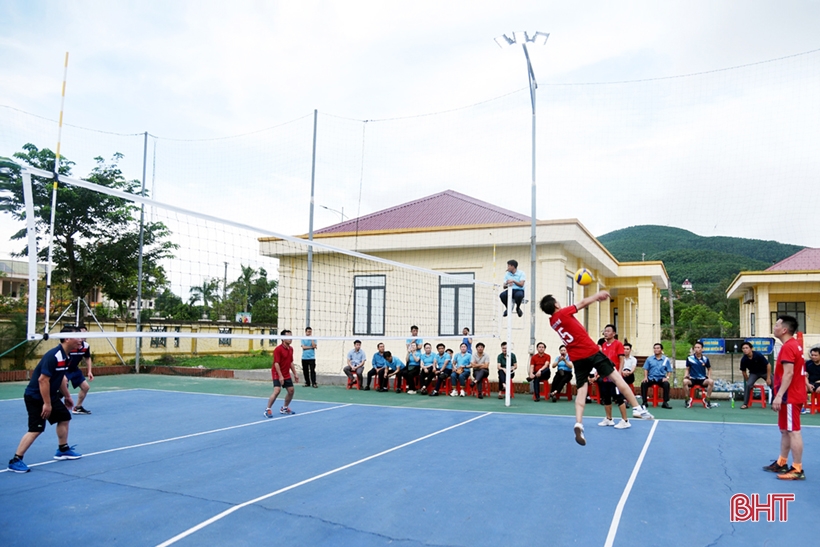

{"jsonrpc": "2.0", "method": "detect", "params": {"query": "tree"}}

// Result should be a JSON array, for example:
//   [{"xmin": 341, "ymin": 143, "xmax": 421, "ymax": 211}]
[
  {"xmin": 189, "ymin": 278, "xmax": 220, "ymax": 318},
  {"xmin": 0, "ymin": 144, "xmax": 176, "ymax": 320}
]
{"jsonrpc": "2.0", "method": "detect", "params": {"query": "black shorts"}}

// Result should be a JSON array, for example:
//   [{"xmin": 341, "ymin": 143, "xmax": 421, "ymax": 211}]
[
  {"xmin": 273, "ymin": 379, "xmax": 294, "ymax": 389},
  {"xmin": 66, "ymin": 370, "xmax": 86, "ymax": 389},
  {"xmin": 688, "ymin": 378, "xmax": 707, "ymax": 387},
  {"xmin": 25, "ymin": 395, "xmax": 71, "ymax": 433},
  {"xmin": 622, "ymin": 372, "xmax": 635, "ymax": 385},
  {"xmin": 600, "ymin": 381, "xmax": 625, "ymax": 406},
  {"xmin": 574, "ymin": 352, "xmax": 615, "ymax": 389}
]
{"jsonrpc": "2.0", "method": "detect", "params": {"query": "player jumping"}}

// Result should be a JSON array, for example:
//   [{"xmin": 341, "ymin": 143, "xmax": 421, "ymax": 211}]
[{"xmin": 540, "ymin": 290, "xmax": 653, "ymax": 445}]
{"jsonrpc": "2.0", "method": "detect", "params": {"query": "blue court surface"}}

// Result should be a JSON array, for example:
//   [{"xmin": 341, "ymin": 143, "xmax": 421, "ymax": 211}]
[{"xmin": 1, "ymin": 388, "xmax": 817, "ymax": 546}]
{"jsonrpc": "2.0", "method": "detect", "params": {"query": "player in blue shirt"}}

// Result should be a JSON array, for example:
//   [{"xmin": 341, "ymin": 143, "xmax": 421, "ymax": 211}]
[
  {"xmin": 418, "ymin": 343, "xmax": 436, "ymax": 395},
  {"xmin": 429, "ymin": 343, "xmax": 452, "ymax": 396},
  {"xmin": 684, "ymin": 341, "xmax": 714, "ymax": 408},
  {"xmin": 8, "ymin": 326, "xmax": 84, "ymax": 473},
  {"xmin": 451, "ymin": 343, "xmax": 472, "ymax": 397}
]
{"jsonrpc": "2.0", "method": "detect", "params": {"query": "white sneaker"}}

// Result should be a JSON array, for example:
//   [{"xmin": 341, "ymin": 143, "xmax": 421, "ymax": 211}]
[
  {"xmin": 598, "ymin": 418, "xmax": 615, "ymax": 427},
  {"xmin": 407, "ymin": 390, "xmax": 416, "ymax": 394},
  {"xmin": 574, "ymin": 423, "xmax": 586, "ymax": 446},
  {"xmin": 614, "ymin": 419, "xmax": 631, "ymax": 429},
  {"xmin": 633, "ymin": 407, "xmax": 654, "ymax": 420},
  {"xmin": 459, "ymin": 389, "xmax": 466, "ymax": 397},
  {"xmin": 450, "ymin": 389, "xmax": 458, "ymax": 397}
]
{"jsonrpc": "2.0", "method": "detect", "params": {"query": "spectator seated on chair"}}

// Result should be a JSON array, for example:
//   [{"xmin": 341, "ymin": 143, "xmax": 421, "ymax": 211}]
[
  {"xmin": 739, "ymin": 341, "xmax": 771, "ymax": 409},
  {"xmin": 527, "ymin": 342, "xmax": 551, "ymax": 402},
  {"xmin": 344, "ymin": 340, "xmax": 367, "ymax": 388},
  {"xmin": 622, "ymin": 342, "xmax": 637, "ymax": 404},
  {"xmin": 641, "ymin": 342, "xmax": 673, "ymax": 409},
  {"xmin": 497, "ymin": 341, "xmax": 517, "ymax": 399},
  {"xmin": 548, "ymin": 345, "xmax": 573, "ymax": 402},
  {"xmin": 683, "ymin": 341, "xmax": 714, "ymax": 408},
  {"xmin": 418, "ymin": 343, "xmax": 437, "ymax": 395},
  {"xmin": 450, "ymin": 343, "xmax": 472, "ymax": 397},
  {"xmin": 383, "ymin": 351, "xmax": 406, "ymax": 393},
  {"xmin": 429, "ymin": 344, "xmax": 452, "ymax": 397},
  {"xmin": 470, "ymin": 342, "xmax": 491, "ymax": 399},
  {"xmin": 405, "ymin": 342, "xmax": 422, "ymax": 394},
  {"xmin": 804, "ymin": 347, "xmax": 820, "ymax": 399},
  {"xmin": 365, "ymin": 343, "xmax": 388, "ymax": 391}
]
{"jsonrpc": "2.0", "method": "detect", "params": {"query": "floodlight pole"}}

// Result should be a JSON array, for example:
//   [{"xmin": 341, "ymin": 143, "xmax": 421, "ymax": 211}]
[
  {"xmin": 495, "ymin": 31, "xmax": 548, "ymax": 358},
  {"xmin": 306, "ymin": 109, "xmax": 318, "ymax": 327}
]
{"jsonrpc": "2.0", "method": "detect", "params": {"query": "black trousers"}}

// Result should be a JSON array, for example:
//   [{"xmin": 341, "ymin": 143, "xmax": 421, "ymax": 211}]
[
  {"xmin": 434, "ymin": 370, "xmax": 451, "ymax": 392},
  {"xmin": 366, "ymin": 367, "xmax": 387, "ymax": 389},
  {"xmin": 641, "ymin": 379, "xmax": 670, "ymax": 403},
  {"xmin": 301, "ymin": 359, "xmax": 316, "ymax": 386},
  {"xmin": 498, "ymin": 369, "xmax": 515, "ymax": 391},
  {"xmin": 530, "ymin": 370, "xmax": 551, "ymax": 399},
  {"xmin": 550, "ymin": 370, "xmax": 572, "ymax": 395},
  {"xmin": 419, "ymin": 367, "xmax": 436, "ymax": 390},
  {"xmin": 499, "ymin": 289, "xmax": 525, "ymax": 310},
  {"xmin": 404, "ymin": 367, "xmax": 420, "ymax": 391}
]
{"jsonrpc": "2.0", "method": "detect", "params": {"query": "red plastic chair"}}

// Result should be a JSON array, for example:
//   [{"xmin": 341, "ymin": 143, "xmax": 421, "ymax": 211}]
[
  {"xmin": 644, "ymin": 384, "xmax": 660, "ymax": 408},
  {"xmin": 808, "ymin": 390, "xmax": 819, "ymax": 414},
  {"xmin": 748, "ymin": 384, "xmax": 767, "ymax": 409},
  {"xmin": 688, "ymin": 386, "xmax": 708, "ymax": 407},
  {"xmin": 467, "ymin": 377, "xmax": 491, "ymax": 398},
  {"xmin": 532, "ymin": 380, "xmax": 550, "ymax": 401}
]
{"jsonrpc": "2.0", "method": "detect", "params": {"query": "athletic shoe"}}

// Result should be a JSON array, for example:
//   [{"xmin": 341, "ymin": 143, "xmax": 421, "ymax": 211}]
[
  {"xmin": 7, "ymin": 458, "xmax": 29, "ymax": 473},
  {"xmin": 264, "ymin": 408, "xmax": 273, "ymax": 418},
  {"xmin": 450, "ymin": 389, "xmax": 458, "ymax": 397},
  {"xmin": 459, "ymin": 389, "xmax": 466, "ymax": 397},
  {"xmin": 598, "ymin": 418, "xmax": 615, "ymax": 427},
  {"xmin": 614, "ymin": 419, "xmax": 631, "ymax": 429},
  {"xmin": 516, "ymin": 307, "xmax": 523, "ymax": 317},
  {"xmin": 53, "ymin": 446, "xmax": 82, "ymax": 460},
  {"xmin": 407, "ymin": 390, "xmax": 416, "ymax": 395},
  {"xmin": 777, "ymin": 467, "xmax": 806, "ymax": 480},
  {"xmin": 685, "ymin": 398, "xmax": 693, "ymax": 409},
  {"xmin": 279, "ymin": 407, "xmax": 295, "ymax": 415},
  {"xmin": 632, "ymin": 407, "xmax": 654, "ymax": 420},
  {"xmin": 801, "ymin": 407, "xmax": 810, "ymax": 415},
  {"xmin": 574, "ymin": 423, "xmax": 586, "ymax": 446},
  {"xmin": 72, "ymin": 406, "xmax": 91, "ymax": 415},
  {"xmin": 703, "ymin": 400, "xmax": 711, "ymax": 409},
  {"xmin": 430, "ymin": 390, "xmax": 438, "ymax": 396},
  {"xmin": 363, "ymin": 386, "xmax": 371, "ymax": 391},
  {"xmin": 661, "ymin": 402, "xmax": 673, "ymax": 409},
  {"xmin": 763, "ymin": 460, "xmax": 789, "ymax": 473}
]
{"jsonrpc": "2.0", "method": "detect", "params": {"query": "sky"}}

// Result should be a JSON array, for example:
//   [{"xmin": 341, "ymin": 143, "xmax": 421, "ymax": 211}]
[{"xmin": 2, "ymin": 0, "xmax": 820, "ymax": 273}]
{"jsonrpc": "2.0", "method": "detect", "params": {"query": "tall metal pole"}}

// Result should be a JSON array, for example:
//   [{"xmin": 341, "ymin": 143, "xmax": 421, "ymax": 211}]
[
  {"xmin": 306, "ymin": 109, "xmax": 318, "ymax": 327},
  {"xmin": 134, "ymin": 131, "xmax": 148, "ymax": 373},
  {"xmin": 523, "ymin": 42, "xmax": 538, "ymax": 357},
  {"xmin": 669, "ymin": 281, "xmax": 677, "ymax": 387}
]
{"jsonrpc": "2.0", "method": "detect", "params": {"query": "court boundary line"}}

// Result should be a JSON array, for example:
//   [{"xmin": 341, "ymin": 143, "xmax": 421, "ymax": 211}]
[
  {"xmin": 155, "ymin": 411, "xmax": 492, "ymax": 547},
  {"xmin": 604, "ymin": 419, "xmax": 659, "ymax": 547},
  {"xmin": 0, "ymin": 403, "xmax": 350, "ymax": 474}
]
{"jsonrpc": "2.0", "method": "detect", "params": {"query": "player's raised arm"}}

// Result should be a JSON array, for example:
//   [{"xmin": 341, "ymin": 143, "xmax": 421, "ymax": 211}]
[{"xmin": 575, "ymin": 290, "xmax": 610, "ymax": 311}]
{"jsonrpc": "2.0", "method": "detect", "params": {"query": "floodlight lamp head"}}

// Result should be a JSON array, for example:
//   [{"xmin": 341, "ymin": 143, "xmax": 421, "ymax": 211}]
[
  {"xmin": 494, "ymin": 33, "xmax": 516, "ymax": 48},
  {"xmin": 495, "ymin": 31, "xmax": 549, "ymax": 48}
]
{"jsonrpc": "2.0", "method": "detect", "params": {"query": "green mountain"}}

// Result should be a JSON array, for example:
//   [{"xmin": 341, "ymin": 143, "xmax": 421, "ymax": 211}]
[{"xmin": 597, "ymin": 225, "xmax": 803, "ymax": 290}]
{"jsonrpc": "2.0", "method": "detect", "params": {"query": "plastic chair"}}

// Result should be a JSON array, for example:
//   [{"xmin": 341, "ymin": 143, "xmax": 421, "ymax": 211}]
[
  {"xmin": 644, "ymin": 384, "xmax": 660, "ymax": 408},
  {"xmin": 468, "ymin": 377, "xmax": 491, "ymax": 398},
  {"xmin": 532, "ymin": 380, "xmax": 550, "ymax": 401},
  {"xmin": 748, "ymin": 384, "xmax": 767, "ymax": 408},
  {"xmin": 688, "ymin": 385, "xmax": 708, "ymax": 407}
]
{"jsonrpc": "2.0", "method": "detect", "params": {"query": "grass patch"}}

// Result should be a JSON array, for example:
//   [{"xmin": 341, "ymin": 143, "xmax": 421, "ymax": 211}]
[{"xmin": 137, "ymin": 353, "xmax": 272, "ymax": 370}]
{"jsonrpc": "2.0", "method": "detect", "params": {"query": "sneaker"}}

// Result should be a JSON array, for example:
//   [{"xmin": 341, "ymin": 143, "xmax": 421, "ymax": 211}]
[
  {"xmin": 450, "ymin": 389, "xmax": 458, "ymax": 397},
  {"xmin": 7, "ymin": 458, "xmax": 29, "ymax": 473},
  {"xmin": 661, "ymin": 402, "xmax": 673, "ymax": 409},
  {"xmin": 614, "ymin": 419, "xmax": 631, "ymax": 429},
  {"xmin": 685, "ymin": 398, "xmax": 693, "ymax": 409},
  {"xmin": 53, "ymin": 446, "xmax": 82, "ymax": 460},
  {"xmin": 459, "ymin": 389, "xmax": 466, "ymax": 397},
  {"xmin": 264, "ymin": 408, "xmax": 273, "ymax": 418},
  {"xmin": 279, "ymin": 407, "xmax": 295, "ymax": 415},
  {"xmin": 777, "ymin": 467, "xmax": 806, "ymax": 481},
  {"xmin": 72, "ymin": 406, "xmax": 91, "ymax": 415},
  {"xmin": 407, "ymin": 390, "xmax": 416, "ymax": 395},
  {"xmin": 363, "ymin": 386, "xmax": 371, "ymax": 391},
  {"xmin": 801, "ymin": 407, "xmax": 810, "ymax": 415},
  {"xmin": 632, "ymin": 407, "xmax": 654, "ymax": 420},
  {"xmin": 430, "ymin": 390, "xmax": 438, "ymax": 396},
  {"xmin": 574, "ymin": 423, "xmax": 586, "ymax": 446},
  {"xmin": 598, "ymin": 418, "xmax": 615, "ymax": 427},
  {"xmin": 763, "ymin": 460, "xmax": 790, "ymax": 473},
  {"xmin": 703, "ymin": 400, "xmax": 711, "ymax": 409}
]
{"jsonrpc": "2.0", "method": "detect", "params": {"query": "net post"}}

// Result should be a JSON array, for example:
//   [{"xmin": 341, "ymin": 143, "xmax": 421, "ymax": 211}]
[{"xmin": 506, "ymin": 282, "xmax": 512, "ymax": 407}]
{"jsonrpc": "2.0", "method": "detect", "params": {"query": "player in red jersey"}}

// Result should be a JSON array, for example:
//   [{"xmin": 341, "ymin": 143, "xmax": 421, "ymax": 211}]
[
  {"xmin": 540, "ymin": 291, "xmax": 653, "ymax": 445},
  {"xmin": 763, "ymin": 315, "xmax": 806, "ymax": 480},
  {"xmin": 265, "ymin": 329, "xmax": 299, "ymax": 417}
]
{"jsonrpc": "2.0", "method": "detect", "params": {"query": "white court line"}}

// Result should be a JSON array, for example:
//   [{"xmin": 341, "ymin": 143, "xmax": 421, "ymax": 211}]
[
  {"xmin": 0, "ymin": 404, "xmax": 350, "ymax": 474},
  {"xmin": 156, "ymin": 411, "xmax": 492, "ymax": 547},
  {"xmin": 604, "ymin": 419, "xmax": 659, "ymax": 547}
]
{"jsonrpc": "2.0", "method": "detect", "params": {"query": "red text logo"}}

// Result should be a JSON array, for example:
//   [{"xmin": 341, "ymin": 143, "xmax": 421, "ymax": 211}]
[{"xmin": 730, "ymin": 493, "xmax": 795, "ymax": 522}]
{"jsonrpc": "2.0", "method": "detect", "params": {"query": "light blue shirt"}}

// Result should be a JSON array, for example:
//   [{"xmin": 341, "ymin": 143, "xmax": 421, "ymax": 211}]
[
  {"xmin": 372, "ymin": 352, "xmax": 387, "ymax": 369},
  {"xmin": 420, "ymin": 352, "xmax": 436, "ymax": 368},
  {"xmin": 301, "ymin": 339, "xmax": 316, "ymax": 360},
  {"xmin": 454, "ymin": 352, "xmax": 472, "ymax": 369},
  {"xmin": 347, "ymin": 348, "xmax": 366, "ymax": 367},
  {"xmin": 385, "ymin": 356, "xmax": 404, "ymax": 371},
  {"xmin": 406, "ymin": 337, "xmax": 423, "ymax": 348},
  {"xmin": 434, "ymin": 353, "xmax": 452, "ymax": 371},
  {"xmin": 555, "ymin": 356, "xmax": 572, "ymax": 372},
  {"xmin": 503, "ymin": 270, "xmax": 526, "ymax": 295},
  {"xmin": 407, "ymin": 350, "xmax": 421, "ymax": 367},
  {"xmin": 643, "ymin": 355, "xmax": 671, "ymax": 381}
]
